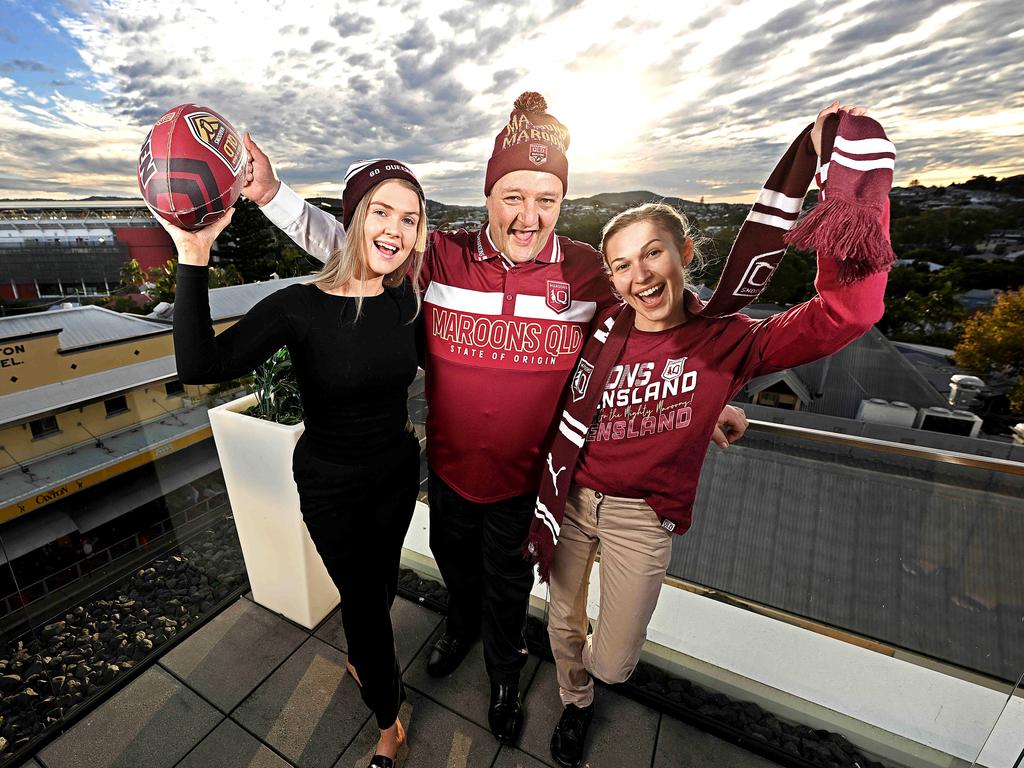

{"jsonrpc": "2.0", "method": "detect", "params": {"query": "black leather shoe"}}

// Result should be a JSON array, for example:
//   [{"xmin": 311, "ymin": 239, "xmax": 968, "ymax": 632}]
[
  {"xmin": 426, "ymin": 632, "xmax": 473, "ymax": 677},
  {"xmin": 550, "ymin": 702, "xmax": 594, "ymax": 768},
  {"xmin": 488, "ymin": 681, "xmax": 524, "ymax": 744},
  {"xmin": 367, "ymin": 757, "xmax": 394, "ymax": 768}
]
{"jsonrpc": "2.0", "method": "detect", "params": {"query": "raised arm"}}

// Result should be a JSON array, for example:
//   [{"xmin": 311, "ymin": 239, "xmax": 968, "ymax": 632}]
[
  {"xmin": 158, "ymin": 211, "xmax": 297, "ymax": 384},
  {"xmin": 242, "ymin": 132, "xmax": 344, "ymax": 264}
]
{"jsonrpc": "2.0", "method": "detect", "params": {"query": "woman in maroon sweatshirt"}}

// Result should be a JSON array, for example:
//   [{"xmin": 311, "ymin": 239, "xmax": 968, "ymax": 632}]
[{"xmin": 531, "ymin": 102, "xmax": 894, "ymax": 768}]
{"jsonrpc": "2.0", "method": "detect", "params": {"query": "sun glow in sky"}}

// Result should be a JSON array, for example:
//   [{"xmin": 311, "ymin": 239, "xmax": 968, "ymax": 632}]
[{"xmin": 0, "ymin": 0, "xmax": 1020, "ymax": 204}]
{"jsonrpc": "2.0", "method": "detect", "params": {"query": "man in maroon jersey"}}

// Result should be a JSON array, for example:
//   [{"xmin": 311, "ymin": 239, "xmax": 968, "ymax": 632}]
[{"xmin": 241, "ymin": 92, "xmax": 746, "ymax": 746}]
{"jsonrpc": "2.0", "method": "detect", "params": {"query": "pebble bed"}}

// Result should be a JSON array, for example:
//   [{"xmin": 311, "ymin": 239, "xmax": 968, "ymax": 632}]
[{"xmin": 0, "ymin": 521, "xmax": 246, "ymax": 764}]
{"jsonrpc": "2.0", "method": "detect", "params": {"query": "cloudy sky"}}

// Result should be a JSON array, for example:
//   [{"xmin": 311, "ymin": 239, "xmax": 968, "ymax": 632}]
[{"xmin": 1, "ymin": 0, "xmax": 1021, "ymax": 204}]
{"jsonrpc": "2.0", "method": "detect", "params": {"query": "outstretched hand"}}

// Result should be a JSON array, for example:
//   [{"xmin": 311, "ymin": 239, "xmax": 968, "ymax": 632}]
[
  {"xmin": 243, "ymin": 132, "xmax": 281, "ymax": 206},
  {"xmin": 153, "ymin": 208, "xmax": 235, "ymax": 267},
  {"xmin": 811, "ymin": 101, "xmax": 869, "ymax": 157},
  {"xmin": 712, "ymin": 404, "xmax": 747, "ymax": 449}
]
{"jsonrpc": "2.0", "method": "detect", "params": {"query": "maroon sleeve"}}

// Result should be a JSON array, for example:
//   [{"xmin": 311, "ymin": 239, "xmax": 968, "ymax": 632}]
[{"xmin": 731, "ymin": 255, "xmax": 887, "ymax": 385}]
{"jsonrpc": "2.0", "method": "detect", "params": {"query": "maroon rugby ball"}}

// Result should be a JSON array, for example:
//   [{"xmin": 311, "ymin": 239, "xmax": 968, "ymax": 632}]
[{"xmin": 137, "ymin": 104, "xmax": 247, "ymax": 230}]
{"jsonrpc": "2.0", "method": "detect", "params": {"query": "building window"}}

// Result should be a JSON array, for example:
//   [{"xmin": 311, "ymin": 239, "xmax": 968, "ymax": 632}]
[
  {"xmin": 164, "ymin": 380, "xmax": 185, "ymax": 397},
  {"xmin": 30, "ymin": 415, "xmax": 60, "ymax": 439},
  {"xmin": 104, "ymin": 395, "xmax": 129, "ymax": 416}
]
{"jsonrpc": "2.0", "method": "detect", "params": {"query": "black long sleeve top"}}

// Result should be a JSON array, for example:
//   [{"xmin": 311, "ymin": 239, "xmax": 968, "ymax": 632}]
[{"xmin": 173, "ymin": 263, "xmax": 419, "ymax": 463}]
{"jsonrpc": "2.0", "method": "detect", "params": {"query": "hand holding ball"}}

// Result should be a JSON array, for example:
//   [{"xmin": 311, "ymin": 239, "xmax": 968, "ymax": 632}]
[{"xmin": 137, "ymin": 104, "xmax": 247, "ymax": 230}]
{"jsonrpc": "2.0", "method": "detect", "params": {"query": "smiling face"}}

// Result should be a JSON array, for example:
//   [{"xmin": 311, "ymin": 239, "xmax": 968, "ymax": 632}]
[
  {"xmin": 361, "ymin": 179, "xmax": 422, "ymax": 278},
  {"xmin": 485, "ymin": 170, "xmax": 563, "ymax": 263},
  {"xmin": 604, "ymin": 220, "xmax": 694, "ymax": 332}
]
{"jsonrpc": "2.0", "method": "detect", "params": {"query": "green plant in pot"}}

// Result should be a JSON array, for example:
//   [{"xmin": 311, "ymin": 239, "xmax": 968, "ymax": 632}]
[{"xmin": 246, "ymin": 347, "xmax": 304, "ymax": 425}]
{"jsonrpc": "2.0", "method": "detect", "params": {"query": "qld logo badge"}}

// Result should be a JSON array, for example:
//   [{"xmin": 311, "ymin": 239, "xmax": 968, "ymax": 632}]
[
  {"xmin": 529, "ymin": 143, "xmax": 548, "ymax": 165},
  {"xmin": 662, "ymin": 357, "xmax": 687, "ymax": 381},
  {"xmin": 546, "ymin": 280, "xmax": 571, "ymax": 314},
  {"xmin": 572, "ymin": 359, "xmax": 594, "ymax": 402},
  {"xmin": 185, "ymin": 111, "xmax": 244, "ymax": 174}
]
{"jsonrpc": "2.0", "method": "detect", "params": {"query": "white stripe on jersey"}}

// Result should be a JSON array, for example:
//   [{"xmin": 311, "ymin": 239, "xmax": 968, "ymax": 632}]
[
  {"xmin": 424, "ymin": 281, "xmax": 504, "ymax": 315},
  {"xmin": 514, "ymin": 294, "xmax": 597, "ymax": 322}
]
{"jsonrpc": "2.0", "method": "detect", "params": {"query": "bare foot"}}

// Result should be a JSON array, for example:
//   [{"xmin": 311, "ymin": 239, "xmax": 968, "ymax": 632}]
[
  {"xmin": 376, "ymin": 718, "xmax": 405, "ymax": 759},
  {"xmin": 345, "ymin": 657, "xmax": 363, "ymax": 687}
]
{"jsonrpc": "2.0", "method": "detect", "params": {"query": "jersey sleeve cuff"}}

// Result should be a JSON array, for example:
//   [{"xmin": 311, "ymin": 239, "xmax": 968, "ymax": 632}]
[{"xmin": 261, "ymin": 183, "xmax": 306, "ymax": 228}]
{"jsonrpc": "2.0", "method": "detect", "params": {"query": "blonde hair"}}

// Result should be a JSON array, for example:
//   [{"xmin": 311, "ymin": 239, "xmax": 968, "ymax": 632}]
[
  {"xmin": 599, "ymin": 203, "xmax": 706, "ymax": 287},
  {"xmin": 314, "ymin": 178, "xmax": 428, "ymax": 319}
]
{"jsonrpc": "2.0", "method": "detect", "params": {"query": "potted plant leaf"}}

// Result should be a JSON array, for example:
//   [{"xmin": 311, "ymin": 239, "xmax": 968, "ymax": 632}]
[{"xmin": 207, "ymin": 347, "xmax": 340, "ymax": 629}]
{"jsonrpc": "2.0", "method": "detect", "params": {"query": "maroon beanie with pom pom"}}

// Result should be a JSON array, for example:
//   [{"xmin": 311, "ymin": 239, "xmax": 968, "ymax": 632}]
[{"xmin": 484, "ymin": 92, "xmax": 570, "ymax": 196}]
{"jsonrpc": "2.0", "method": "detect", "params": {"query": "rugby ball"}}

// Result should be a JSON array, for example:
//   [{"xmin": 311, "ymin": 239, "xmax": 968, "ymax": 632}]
[{"xmin": 137, "ymin": 104, "xmax": 247, "ymax": 230}]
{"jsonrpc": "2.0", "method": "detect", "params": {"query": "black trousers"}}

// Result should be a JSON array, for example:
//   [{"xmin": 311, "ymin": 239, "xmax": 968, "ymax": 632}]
[
  {"xmin": 428, "ymin": 470, "xmax": 536, "ymax": 685},
  {"xmin": 293, "ymin": 431, "xmax": 420, "ymax": 729}
]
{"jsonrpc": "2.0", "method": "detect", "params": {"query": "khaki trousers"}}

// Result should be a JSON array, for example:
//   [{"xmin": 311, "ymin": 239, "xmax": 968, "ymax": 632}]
[{"xmin": 547, "ymin": 484, "xmax": 673, "ymax": 707}]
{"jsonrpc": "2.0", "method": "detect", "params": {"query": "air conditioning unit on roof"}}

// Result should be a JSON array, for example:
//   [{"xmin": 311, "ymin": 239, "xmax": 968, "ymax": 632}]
[{"xmin": 914, "ymin": 406, "xmax": 982, "ymax": 438}]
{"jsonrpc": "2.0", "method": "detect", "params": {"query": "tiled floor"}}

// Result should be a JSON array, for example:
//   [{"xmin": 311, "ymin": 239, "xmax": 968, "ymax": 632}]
[{"xmin": 30, "ymin": 595, "xmax": 782, "ymax": 768}]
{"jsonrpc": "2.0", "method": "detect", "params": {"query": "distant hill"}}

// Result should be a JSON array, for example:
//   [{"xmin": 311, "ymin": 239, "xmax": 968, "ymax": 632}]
[{"xmin": 565, "ymin": 190, "xmax": 694, "ymax": 209}]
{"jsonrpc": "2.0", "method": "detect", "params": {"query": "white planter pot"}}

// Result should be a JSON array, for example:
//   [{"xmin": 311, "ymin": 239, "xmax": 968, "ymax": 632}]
[{"xmin": 207, "ymin": 393, "xmax": 339, "ymax": 628}]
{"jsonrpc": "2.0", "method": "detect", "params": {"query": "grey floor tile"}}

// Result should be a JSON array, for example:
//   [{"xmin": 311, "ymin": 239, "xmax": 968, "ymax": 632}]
[
  {"xmin": 492, "ymin": 747, "xmax": 551, "ymax": 768},
  {"xmin": 333, "ymin": 688, "xmax": 499, "ymax": 768},
  {"xmin": 404, "ymin": 625, "xmax": 540, "ymax": 731},
  {"xmin": 38, "ymin": 666, "xmax": 222, "ymax": 768},
  {"xmin": 314, "ymin": 598, "xmax": 441, "ymax": 673},
  {"xmin": 161, "ymin": 598, "xmax": 308, "ymax": 712},
  {"xmin": 653, "ymin": 714, "xmax": 783, "ymax": 768},
  {"xmin": 519, "ymin": 662, "xmax": 660, "ymax": 768},
  {"xmin": 178, "ymin": 718, "xmax": 292, "ymax": 768},
  {"xmin": 233, "ymin": 636, "xmax": 367, "ymax": 768}
]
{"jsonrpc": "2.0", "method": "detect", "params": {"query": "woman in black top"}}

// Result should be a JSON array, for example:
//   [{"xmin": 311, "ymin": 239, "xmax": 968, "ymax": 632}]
[{"xmin": 166, "ymin": 159, "xmax": 427, "ymax": 768}]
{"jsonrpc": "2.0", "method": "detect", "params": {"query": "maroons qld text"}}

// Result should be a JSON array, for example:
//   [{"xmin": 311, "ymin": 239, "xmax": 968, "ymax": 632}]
[{"xmin": 429, "ymin": 308, "xmax": 585, "ymax": 370}]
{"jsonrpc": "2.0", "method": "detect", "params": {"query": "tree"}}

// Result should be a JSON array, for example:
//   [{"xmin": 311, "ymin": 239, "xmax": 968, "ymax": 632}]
[
  {"xmin": 148, "ymin": 260, "xmax": 177, "ymax": 304},
  {"xmin": 216, "ymin": 198, "xmax": 313, "ymax": 281},
  {"xmin": 118, "ymin": 258, "xmax": 145, "ymax": 292},
  {"xmin": 954, "ymin": 288, "xmax": 1024, "ymax": 413}
]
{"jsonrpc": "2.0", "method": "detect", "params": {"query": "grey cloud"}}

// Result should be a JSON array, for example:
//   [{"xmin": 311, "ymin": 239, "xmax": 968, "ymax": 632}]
[
  {"xmin": 347, "ymin": 53, "xmax": 372, "ymax": 67},
  {"xmin": 709, "ymin": 0, "xmax": 819, "ymax": 78},
  {"xmin": 487, "ymin": 68, "xmax": 523, "ymax": 95},
  {"xmin": 0, "ymin": 30, "xmax": 17, "ymax": 43},
  {"xmin": 310, "ymin": 39, "xmax": 332, "ymax": 54},
  {"xmin": 0, "ymin": 59, "xmax": 52, "ymax": 72},
  {"xmin": 330, "ymin": 13, "xmax": 372, "ymax": 37}
]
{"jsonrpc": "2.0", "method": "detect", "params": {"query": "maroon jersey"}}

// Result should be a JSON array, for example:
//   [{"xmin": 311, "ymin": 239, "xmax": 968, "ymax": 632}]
[
  {"xmin": 574, "ymin": 257, "xmax": 887, "ymax": 534},
  {"xmin": 422, "ymin": 227, "xmax": 615, "ymax": 502}
]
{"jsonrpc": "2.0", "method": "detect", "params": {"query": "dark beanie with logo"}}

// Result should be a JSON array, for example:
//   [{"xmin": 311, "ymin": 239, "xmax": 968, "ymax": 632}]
[
  {"xmin": 484, "ymin": 92, "xmax": 570, "ymax": 196},
  {"xmin": 341, "ymin": 158, "xmax": 423, "ymax": 230}
]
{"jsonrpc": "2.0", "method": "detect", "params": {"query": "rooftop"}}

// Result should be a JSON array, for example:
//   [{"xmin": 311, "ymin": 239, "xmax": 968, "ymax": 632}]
[{"xmin": 29, "ymin": 592, "xmax": 780, "ymax": 768}]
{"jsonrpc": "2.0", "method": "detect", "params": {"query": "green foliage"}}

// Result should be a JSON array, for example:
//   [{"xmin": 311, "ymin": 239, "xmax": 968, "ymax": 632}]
[
  {"xmin": 208, "ymin": 263, "xmax": 244, "ymax": 289},
  {"xmin": 881, "ymin": 282, "xmax": 966, "ymax": 348},
  {"xmin": 245, "ymin": 347, "xmax": 304, "ymax": 425},
  {"xmin": 119, "ymin": 258, "xmax": 145, "ymax": 291},
  {"xmin": 954, "ymin": 289, "xmax": 1024, "ymax": 414},
  {"xmin": 217, "ymin": 198, "xmax": 317, "ymax": 281},
  {"xmin": 148, "ymin": 259, "xmax": 178, "ymax": 304}
]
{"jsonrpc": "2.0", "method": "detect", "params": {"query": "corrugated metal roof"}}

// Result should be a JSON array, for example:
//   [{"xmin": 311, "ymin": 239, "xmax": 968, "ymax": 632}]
[
  {"xmin": 0, "ymin": 355, "xmax": 178, "ymax": 425},
  {"xmin": 0, "ymin": 305, "xmax": 168, "ymax": 350},
  {"xmin": 207, "ymin": 275, "xmax": 310, "ymax": 321},
  {"xmin": 739, "ymin": 309, "xmax": 947, "ymax": 418}
]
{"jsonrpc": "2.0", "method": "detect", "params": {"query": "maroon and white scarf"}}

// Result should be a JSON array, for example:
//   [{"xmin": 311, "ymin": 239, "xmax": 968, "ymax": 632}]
[{"xmin": 526, "ymin": 112, "xmax": 896, "ymax": 580}]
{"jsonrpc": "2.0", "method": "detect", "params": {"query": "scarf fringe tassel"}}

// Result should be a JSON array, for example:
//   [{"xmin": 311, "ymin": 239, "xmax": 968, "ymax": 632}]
[{"xmin": 785, "ymin": 195, "xmax": 895, "ymax": 284}]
